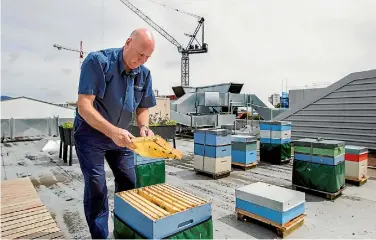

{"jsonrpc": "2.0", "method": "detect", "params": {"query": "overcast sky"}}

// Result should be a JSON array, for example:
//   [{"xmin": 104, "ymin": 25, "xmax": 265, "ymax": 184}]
[{"xmin": 1, "ymin": 0, "xmax": 376, "ymax": 103}]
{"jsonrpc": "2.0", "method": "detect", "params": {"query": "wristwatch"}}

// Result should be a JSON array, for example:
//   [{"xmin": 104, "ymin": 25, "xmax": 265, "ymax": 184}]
[{"xmin": 140, "ymin": 124, "xmax": 149, "ymax": 130}]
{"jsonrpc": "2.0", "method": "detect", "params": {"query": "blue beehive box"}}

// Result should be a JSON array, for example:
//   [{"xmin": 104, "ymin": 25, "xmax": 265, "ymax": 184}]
[
  {"xmin": 133, "ymin": 152, "xmax": 165, "ymax": 166},
  {"xmin": 194, "ymin": 144, "xmax": 231, "ymax": 158},
  {"xmin": 114, "ymin": 183, "xmax": 212, "ymax": 239},
  {"xmin": 235, "ymin": 182, "xmax": 305, "ymax": 225},
  {"xmin": 260, "ymin": 121, "xmax": 292, "ymax": 144},
  {"xmin": 194, "ymin": 128, "xmax": 232, "ymax": 146},
  {"xmin": 294, "ymin": 153, "xmax": 344, "ymax": 166},
  {"xmin": 231, "ymin": 150, "xmax": 257, "ymax": 164},
  {"xmin": 231, "ymin": 135, "xmax": 258, "ymax": 165}
]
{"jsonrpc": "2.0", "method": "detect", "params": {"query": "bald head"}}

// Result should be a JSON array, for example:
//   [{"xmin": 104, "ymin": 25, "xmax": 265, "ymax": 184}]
[{"xmin": 123, "ymin": 28, "xmax": 155, "ymax": 71}]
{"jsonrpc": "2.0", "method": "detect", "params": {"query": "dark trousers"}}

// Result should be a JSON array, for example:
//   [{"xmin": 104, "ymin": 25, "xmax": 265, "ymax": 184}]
[{"xmin": 73, "ymin": 118, "xmax": 136, "ymax": 239}]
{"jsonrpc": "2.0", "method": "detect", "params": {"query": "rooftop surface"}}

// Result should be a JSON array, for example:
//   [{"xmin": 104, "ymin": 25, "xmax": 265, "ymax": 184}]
[{"xmin": 1, "ymin": 137, "xmax": 376, "ymax": 239}]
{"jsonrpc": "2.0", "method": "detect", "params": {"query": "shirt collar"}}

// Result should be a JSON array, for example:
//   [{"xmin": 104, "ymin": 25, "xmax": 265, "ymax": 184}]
[{"xmin": 119, "ymin": 47, "xmax": 140, "ymax": 76}]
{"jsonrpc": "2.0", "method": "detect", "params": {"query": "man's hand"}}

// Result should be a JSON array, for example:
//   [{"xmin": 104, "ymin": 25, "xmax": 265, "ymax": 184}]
[
  {"xmin": 110, "ymin": 128, "xmax": 137, "ymax": 149},
  {"xmin": 140, "ymin": 125, "xmax": 154, "ymax": 137}
]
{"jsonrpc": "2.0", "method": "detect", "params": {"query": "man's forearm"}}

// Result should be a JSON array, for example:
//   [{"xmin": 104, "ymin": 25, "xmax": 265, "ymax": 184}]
[
  {"xmin": 78, "ymin": 104, "xmax": 118, "ymax": 138},
  {"xmin": 136, "ymin": 108, "xmax": 150, "ymax": 127}
]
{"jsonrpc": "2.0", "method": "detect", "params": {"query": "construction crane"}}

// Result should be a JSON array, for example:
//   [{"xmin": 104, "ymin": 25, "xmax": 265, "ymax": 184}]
[
  {"xmin": 53, "ymin": 41, "xmax": 86, "ymax": 68},
  {"xmin": 119, "ymin": 0, "xmax": 208, "ymax": 87}
]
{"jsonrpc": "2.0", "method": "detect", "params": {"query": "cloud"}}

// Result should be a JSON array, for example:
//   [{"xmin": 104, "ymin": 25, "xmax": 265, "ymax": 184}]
[{"xmin": 1, "ymin": 0, "xmax": 376, "ymax": 103}]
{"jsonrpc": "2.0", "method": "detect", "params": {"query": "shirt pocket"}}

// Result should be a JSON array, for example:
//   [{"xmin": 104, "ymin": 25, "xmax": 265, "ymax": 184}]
[{"xmin": 133, "ymin": 86, "xmax": 145, "ymax": 109}]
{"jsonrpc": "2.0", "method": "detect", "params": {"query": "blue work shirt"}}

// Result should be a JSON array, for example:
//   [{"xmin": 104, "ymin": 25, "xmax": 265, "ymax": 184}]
[{"xmin": 75, "ymin": 47, "xmax": 156, "ymax": 131}]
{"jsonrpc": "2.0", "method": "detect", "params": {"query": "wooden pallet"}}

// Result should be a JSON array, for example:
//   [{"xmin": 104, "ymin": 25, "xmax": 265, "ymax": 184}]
[
  {"xmin": 236, "ymin": 208, "xmax": 305, "ymax": 238},
  {"xmin": 117, "ymin": 183, "xmax": 208, "ymax": 220},
  {"xmin": 132, "ymin": 136, "xmax": 183, "ymax": 160},
  {"xmin": 194, "ymin": 169, "xmax": 231, "ymax": 180},
  {"xmin": 231, "ymin": 161, "xmax": 258, "ymax": 171},
  {"xmin": 345, "ymin": 175, "xmax": 369, "ymax": 186},
  {"xmin": 0, "ymin": 177, "xmax": 64, "ymax": 239},
  {"xmin": 292, "ymin": 184, "xmax": 346, "ymax": 201}
]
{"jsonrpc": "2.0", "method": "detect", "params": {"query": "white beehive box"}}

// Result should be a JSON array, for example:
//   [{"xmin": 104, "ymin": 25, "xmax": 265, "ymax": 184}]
[{"xmin": 194, "ymin": 155, "xmax": 231, "ymax": 174}]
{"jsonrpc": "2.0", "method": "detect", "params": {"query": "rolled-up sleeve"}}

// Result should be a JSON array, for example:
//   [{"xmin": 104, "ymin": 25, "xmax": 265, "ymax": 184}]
[
  {"xmin": 77, "ymin": 52, "xmax": 106, "ymax": 99},
  {"xmin": 138, "ymin": 71, "xmax": 157, "ymax": 108}
]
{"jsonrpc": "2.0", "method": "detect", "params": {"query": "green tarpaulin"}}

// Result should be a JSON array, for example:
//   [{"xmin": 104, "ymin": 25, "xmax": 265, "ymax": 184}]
[
  {"xmin": 292, "ymin": 160, "xmax": 345, "ymax": 193},
  {"xmin": 260, "ymin": 143, "xmax": 291, "ymax": 164},
  {"xmin": 113, "ymin": 214, "xmax": 213, "ymax": 239},
  {"xmin": 135, "ymin": 160, "xmax": 165, "ymax": 188},
  {"xmin": 294, "ymin": 146, "xmax": 344, "ymax": 158}
]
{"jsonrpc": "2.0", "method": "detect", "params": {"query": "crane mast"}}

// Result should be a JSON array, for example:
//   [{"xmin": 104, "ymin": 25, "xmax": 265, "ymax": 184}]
[{"xmin": 119, "ymin": 0, "xmax": 208, "ymax": 87}]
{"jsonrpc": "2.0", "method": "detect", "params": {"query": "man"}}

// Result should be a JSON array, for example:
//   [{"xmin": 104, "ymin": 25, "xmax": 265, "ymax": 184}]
[{"xmin": 73, "ymin": 28, "xmax": 157, "ymax": 239}]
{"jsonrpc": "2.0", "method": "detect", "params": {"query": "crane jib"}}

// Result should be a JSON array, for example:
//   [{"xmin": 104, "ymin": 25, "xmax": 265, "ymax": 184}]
[{"xmin": 119, "ymin": 0, "xmax": 208, "ymax": 87}]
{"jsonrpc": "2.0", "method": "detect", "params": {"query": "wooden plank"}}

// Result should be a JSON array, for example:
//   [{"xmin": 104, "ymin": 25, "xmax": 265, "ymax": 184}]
[
  {"xmin": 125, "ymin": 192, "xmax": 168, "ymax": 219},
  {"xmin": 1, "ymin": 208, "xmax": 48, "ymax": 223},
  {"xmin": 2, "ymin": 222, "xmax": 58, "ymax": 239},
  {"xmin": 162, "ymin": 184, "xmax": 207, "ymax": 204},
  {"xmin": 143, "ymin": 188, "xmax": 187, "ymax": 211},
  {"xmin": 1, "ymin": 192, "xmax": 37, "ymax": 198},
  {"xmin": 1, "ymin": 219, "xmax": 56, "ymax": 237},
  {"xmin": 232, "ymin": 161, "xmax": 258, "ymax": 170},
  {"xmin": 148, "ymin": 186, "xmax": 194, "ymax": 209},
  {"xmin": 138, "ymin": 189, "xmax": 180, "ymax": 213},
  {"xmin": 1, "ymin": 202, "xmax": 44, "ymax": 215},
  {"xmin": 127, "ymin": 191, "xmax": 170, "ymax": 216},
  {"xmin": 0, "ymin": 178, "xmax": 34, "ymax": 188},
  {"xmin": 33, "ymin": 231, "xmax": 64, "ymax": 239},
  {"xmin": 0, "ymin": 206, "xmax": 47, "ymax": 220},
  {"xmin": 236, "ymin": 208, "xmax": 306, "ymax": 238},
  {"xmin": 345, "ymin": 175, "xmax": 369, "ymax": 186},
  {"xmin": 21, "ymin": 227, "xmax": 62, "ymax": 239},
  {"xmin": 1, "ymin": 199, "xmax": 41, "ymax": 209},
  {"xmin": 119, "ymin": 193, "xmax": 157, "ymax": 220},
  {"xmin": 1, "ymin": 194, "xmax": 40, "ymax": 205},
  {"xmin": 1, "ymin": 212, "xmax": 52, "ymax": 228},
  {"xmin": 152, "ymin": 185, "xmax": 199, "ymax": 207},
  {"xmin": 0, "ymin": 178, "xmax": 64, "ymax": 239},
  {"xmin": 292, "ymin": 184, "xmax": 345, "ymax": 200}
]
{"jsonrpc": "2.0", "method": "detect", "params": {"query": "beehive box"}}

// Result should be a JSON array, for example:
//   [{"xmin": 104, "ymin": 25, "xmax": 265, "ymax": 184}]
[
  {"xmin": 235, "ymin": 182, "xmax": 305, "ymax": 225},
  {"xmin": 294, "ymin": 139, "xmax": 345, "ymax": 166},
  {"xmin": 114, "ymin": 183, "xmax": 212, "ymax": 239},
  {"xmin": 135, "ymin": 160, "xmax": 165, "ymax": 188},
  {"xmin": 193, "ymin": 155, "xmax": 231, "ymax": 174},
  {"xmin": 259, "ymin": 121, "xmax": 292, "ymax": 164},
  {"xmin": 194, "ymin": 128, "xmax": 232, "ymax": 146},
  {"xmin": 292, "ymin": 138, "xmax": 346, "ymax": 194},
  {"xmin": 134, "ymin": 152, "xmax": 165, "ymax": 166},
  {"xmin": 345, "ymin": 145, "xmax": 368, "ymax": 180},
  {"xmin": 259, "ymin": 121, "xmax": 291, "ymax": 144},
  {"xmin": 231, "ymin": 135, "xmax": 258, "ymax": 165},
  {"xmin": 113, "ymin": 214, "xmax": 213, "ymax": 239},
  {"xmin": 193, "ymin": 128, "xmax": 232, "ymax": 176}
]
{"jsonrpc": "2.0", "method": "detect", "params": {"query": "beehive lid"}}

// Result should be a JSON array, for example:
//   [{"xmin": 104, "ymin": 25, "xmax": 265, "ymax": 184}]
[
  {"xmin": 313, "ymin": 139, "xmax": 345, "ymax": 149},
  {"xmin": 232, "ymin": 135, "xmax": 257, "ymax": 143},
  {"xmin": 345, "ymin": 145, "xmax": 368, "ymax": 154},
  {"xmin": 235, "ymin": 182, "xmax": 305, "ymax": 212},
  {"xmin": 293, "ymin": 138, "xmax": 318, "ymax": 147},
  {"xmin": 132, "ymin": 136, "xmax": 183, "ymax": 160},
  {"xmin": 194, "ymin": 128, "xmax": 231, "ymax": 136},
  {"xmin": 117, "ymin": 183, "xmax": 209, "ymax": 220},
  {"xmin": 260, "ymin": 120, "xmax": 292, "ymax": 126}
]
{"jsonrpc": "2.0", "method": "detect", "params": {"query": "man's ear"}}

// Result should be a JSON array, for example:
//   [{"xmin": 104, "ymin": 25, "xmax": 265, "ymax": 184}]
[{"xmin": 125, "ymin": 38, "xmax": 132, "ymax": 47}]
